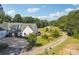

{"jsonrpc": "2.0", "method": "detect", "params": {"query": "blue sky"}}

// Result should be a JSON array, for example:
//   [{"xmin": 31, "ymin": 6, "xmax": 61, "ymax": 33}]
[{"xmin": 2, "ymin": 4, "xmax": 79, "ymax": 20}]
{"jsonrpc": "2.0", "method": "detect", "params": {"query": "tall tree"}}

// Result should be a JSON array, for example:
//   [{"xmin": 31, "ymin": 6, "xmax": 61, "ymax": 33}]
[
  {"xmin": 4, "ymin": 15, "xmax": 12, "ymax": 22},
  {"xmin": 23, "ymin": 16, "xmax": 34, "ymax": 23},
  {"xmin": 0, "ymin": 4, "xmax": 5, "ymax": 23},
  {"xmin": 13, "ymin": 14, "xmax": 23, "ymax": 22}
]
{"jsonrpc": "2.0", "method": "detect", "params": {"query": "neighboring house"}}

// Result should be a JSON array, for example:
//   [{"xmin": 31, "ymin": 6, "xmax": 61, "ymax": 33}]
[{"xmin": 0, "ymin": 22, "xmax": 37, "ymax": 38}]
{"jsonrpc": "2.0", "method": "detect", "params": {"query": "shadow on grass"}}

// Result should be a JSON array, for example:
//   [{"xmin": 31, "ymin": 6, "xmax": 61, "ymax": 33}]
[{"xmin": 35, "ymin": 43, "xmax": 43, "ymax": 47}]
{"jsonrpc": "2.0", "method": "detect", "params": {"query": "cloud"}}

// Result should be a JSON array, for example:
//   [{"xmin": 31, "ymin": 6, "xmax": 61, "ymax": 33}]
[
  {"xmin": 49, "ymin": 12, "xmax": 65, "ymax": 20},
  {"xmin": 33, "ymin": 7, "xmax": 79, "ymax": 20},
  {"xmin": 49, "ymin": 12, "xmax": 65, "ymax": 17},
  {"xmin": 36, "ymin": 16, "xmax": 49, "ymax": 20},
  {"xmin": 48, "ymin": 8, "xmax": 79, "ymax": 20},
  {"xmin": 7, "ymin": 10, "xmax": 15, "ymax": 16},
  {"xmin": 36, "ymin": 12, "xmax": 66, "ymax": 20},
  {"xmin": 26, "ymin": 8, "xmax": 40, "ymax": 13},
  {"xmin": 65, "ymin": 8, "xmax": 74, "ymax": 12},
  {"xmin": 72, "ymin": 4, "xmax": 79, "ymax": 6}
]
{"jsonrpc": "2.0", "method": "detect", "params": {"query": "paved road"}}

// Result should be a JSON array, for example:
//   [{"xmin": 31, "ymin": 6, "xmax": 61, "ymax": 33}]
[{"xmin": 20, "ymin": 33, "xmax": 68, "ymax": 55}]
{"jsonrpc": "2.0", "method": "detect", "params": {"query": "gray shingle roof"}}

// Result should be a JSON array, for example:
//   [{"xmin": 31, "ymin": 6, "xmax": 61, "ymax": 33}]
[{"xmin": 0, "ymin": 22, "xmax": 37, "ymax": 33}]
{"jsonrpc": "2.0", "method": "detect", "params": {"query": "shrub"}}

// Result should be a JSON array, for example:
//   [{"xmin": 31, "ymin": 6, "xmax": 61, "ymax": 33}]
[
  {"xmin": 51, "ymin": 29, "xmax": 61, "ymax": 38},
  {"xmin": 25, "ymin": 44, "xmax": 32, "ymax": 51},
  {"xmin": 73, "ymin": 31, "xmax": 79, "ymax": 39},
  {"xmin": 45, "ymin": 28, "xmax": 49, "ymax": 32},
  {"xmin": 42, "ymin": 34, "xmax": 48, "ymax": 40},
  {"xmin": 25, "ymin": 33, "xmax": 37, "ymax": 47},
  {"xmin": 35, "ymin": 43, "xmax": 43, "ymax": 47},
  {"xmin": 27, "ymin": 33, "xmax": 37, "ymax": 42},
  {"xmin": 0, "ymin": 43, "xmax": 8, "ymax": 51}
]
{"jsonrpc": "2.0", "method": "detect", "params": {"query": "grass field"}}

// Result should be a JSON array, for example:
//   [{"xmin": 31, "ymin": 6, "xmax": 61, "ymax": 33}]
[
  {"xmin": 36, "ymin": 36, "xmax": 49, "ymax": 45},
  {"xmin": 36, "ymin": 26, "xmax": 62, "ymax": 45},
  {"xmin": 47, "ymin": 36, "xmax": 79, "ymax": 55}
]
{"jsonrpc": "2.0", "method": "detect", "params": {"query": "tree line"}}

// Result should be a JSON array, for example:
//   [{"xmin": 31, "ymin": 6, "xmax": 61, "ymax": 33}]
[
  {"xmin": 50, "ymin": 9, "xmax": 79, "ymax": 38},
  {"xmin": 0, "ymin": 5, "xmax": 49, "ymax": 28}
]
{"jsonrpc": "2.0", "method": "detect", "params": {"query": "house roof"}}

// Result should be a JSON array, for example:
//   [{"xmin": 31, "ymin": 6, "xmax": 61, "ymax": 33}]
[
  {"xmin": 0, "ymin": 22, "xmax": 37, "ymax": 33},
  {"xmin": 0, "ymin": 23, "xmax": 8, "ymax": 30}
]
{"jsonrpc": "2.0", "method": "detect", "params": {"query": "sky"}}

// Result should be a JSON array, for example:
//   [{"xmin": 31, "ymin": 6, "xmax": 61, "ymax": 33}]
[{"xmin": 2, "ymin": 4, "xmax": 79, "ymax": 21}]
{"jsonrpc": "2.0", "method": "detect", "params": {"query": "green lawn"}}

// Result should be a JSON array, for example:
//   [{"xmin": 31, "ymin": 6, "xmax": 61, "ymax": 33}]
[
  {"xmin": 48, "ymin": 36, "xmax": 79, "ymax": 55},
  {"xmin": 36, "ymin": 36, "xmax": 49, "ymax": 45},
  {"xmin": 36, "ymin": 27, "xmax": 63, "ymax": 46},
  {"xmin": 36, "ymin": 28, "xmax": 49, "ymax": 45}
]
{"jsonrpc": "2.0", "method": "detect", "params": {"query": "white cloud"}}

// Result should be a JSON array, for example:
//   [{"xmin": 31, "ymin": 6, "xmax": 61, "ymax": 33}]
[
  {"xmin": 33, "ymin": 7, "xmax": 79, "ymax": 20},
  {"xmin": 49, "ymin": 12, "xmax": 65, "ymax": 20},
  {"xmin": 48, "ymin": 8, "xmax": 79, "ymax": 20},
  {"xmin": 7, "ymin": 10, "xmax": 15, "ymax": 16},
  {"xmin": 49, "ymin": 12, "xmax": 65, "ymax": 17},
  {"xmin": 26, "ymin": 8, "xmax": 40, "ymax": 13},
  {"xmin": 35, "ymin": 12, "xmax": 66, "ymax": 20},
  {"xmin": 36, "ymin": 16, "xmax": 49, "ymax": 20},
  {"xmin": 65, "ymin": 8, "xmax": 74, "ymax": 12},
  {"xmin": 72, "ymin": 4, "xmax": 79, "ymax": 6}
]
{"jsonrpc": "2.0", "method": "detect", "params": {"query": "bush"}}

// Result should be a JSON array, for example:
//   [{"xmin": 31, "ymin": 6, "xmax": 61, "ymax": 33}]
[
  {"xmin": 25, "ymin": 44, "xmax": 32, "ymax": 51},
  {"xmin": 73, "ymin": 31, "xmax": 79, "ymax": 39},
  {"xmin": 35, "ymin": 43, "xmax": 43, "ymax": 47},
  {"xmin": 0, "ymin": 43, "xmax": 8, "ymax": 51},
  {"xmin": 42, "ymin": 34, "xmax": 48, "ymax": 40},
  {"xmin": 45, "ymin": 28, "xmax": 49, "ymax": 32},
  {"xmin": 25, "ymin": 33, "xmax": 37, "ymax": 48},
  {"xmin": 51, "ymin": 29, "xmax": 61, "ymax": 38},
  {"xmin": 27, "ymin": 33, "xmax": 37, "ymax": 42}
]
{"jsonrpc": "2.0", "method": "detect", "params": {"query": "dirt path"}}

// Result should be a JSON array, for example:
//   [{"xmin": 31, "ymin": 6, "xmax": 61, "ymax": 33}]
[{"xmin": 20, "ymin": 33, "xmax": 68, "ymax": 55}]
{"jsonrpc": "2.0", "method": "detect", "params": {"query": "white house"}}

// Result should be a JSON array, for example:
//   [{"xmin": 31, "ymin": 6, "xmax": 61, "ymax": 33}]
[{"xmin": 22, "ymin": 26, "xmax": 33, "ymax": 36}]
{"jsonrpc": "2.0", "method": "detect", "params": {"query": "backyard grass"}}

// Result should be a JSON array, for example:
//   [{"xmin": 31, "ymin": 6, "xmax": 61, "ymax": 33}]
[
  {"xmin": 47, "ymin": 36, "xmax": 79, "ymax": 55},
  {"xmin": 36, "ymin": 36, "xmax": 49, "ymax": 45},
  {"xmin": 36, "ymin": 26, "xmax": 62, "ymax": 45},
  {"xmin": 36, "ymin": 28, "xmax": 49, "ymax": 45}
]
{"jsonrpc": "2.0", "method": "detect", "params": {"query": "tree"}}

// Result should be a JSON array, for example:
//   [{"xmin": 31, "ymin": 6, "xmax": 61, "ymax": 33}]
[
  {"xmin": 0, "ymin": 4, "xmax": 5, "ymax": 23},
  {"xmin": 23, "ymin": 16, "xmax": 34, "ymax": 23},
  {"xmin": 45, "ymin": 28, "xmax": 49, "ymax": 32},
  {"xmin": 26, "ymin": 33, "xmax": 37, "ymax": 47},
  {"xmin": 57, "ymin": 15, "xmax": 68, "ymax": 29},
  {"xmin": 13, "ymin": 14, "xmax": 23, "ymax": 22},
  {"xmin": 53, "ymin": 10, "xmax": 79, "ymax": 38},
  {"xmin": 49, "ymin": 20, "xmax": 57, "ymax": 26},
  {"xmin": 4, "ymin": 15, "xmax": 12, "ymax": 22},
  {"xmin": 0, "ymin": 43, "xmax": 8, "ymax": 51},
  {"xmin": 51, "ymin": 29, "xmax": 61, "ymax": 38}
]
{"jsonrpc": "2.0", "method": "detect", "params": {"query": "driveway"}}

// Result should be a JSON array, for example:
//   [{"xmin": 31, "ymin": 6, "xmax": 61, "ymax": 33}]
[{"xmin": 0, "ymin": 37, "xmax": 28, "ymax": 55}]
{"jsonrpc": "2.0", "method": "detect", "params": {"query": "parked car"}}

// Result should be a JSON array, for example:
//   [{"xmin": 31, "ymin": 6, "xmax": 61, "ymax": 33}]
[{"xmin": 36, "ymin": 31, "xmax": 41, "ymax": 36}]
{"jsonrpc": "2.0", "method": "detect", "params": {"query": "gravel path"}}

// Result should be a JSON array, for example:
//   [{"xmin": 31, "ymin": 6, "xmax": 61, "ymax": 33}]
[{"xmin": 20, "ymin": 33, "xmax": 68, "ymax": 55}]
